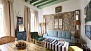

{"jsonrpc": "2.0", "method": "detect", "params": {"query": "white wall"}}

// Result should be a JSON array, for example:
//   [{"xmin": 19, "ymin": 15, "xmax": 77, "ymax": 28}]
[
  {"xmin": 42, "ymin": 0, "xmax": 80, "ymax": 15},
  {"xmin": 13, "ymin": 0, "xmax": 43, "ymax": 29},
  {"xmin": 42, "ymin": 0, "xmax": 91, "ymax": 50},
  {"xmin": 80, "ymin": 0, "xmax": 91, "ymax": 50}
]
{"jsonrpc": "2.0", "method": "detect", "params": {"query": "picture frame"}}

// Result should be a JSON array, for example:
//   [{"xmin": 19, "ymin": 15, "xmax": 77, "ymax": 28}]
[
  {"xmin": 55, "ymin": 6, "xmax": 62, "ymax": 13},
  {"xmin": 85, "ymin": 25, "xmax": 91, "ymax": 40},
  {"xmin": 17, "ymin": 16, "xmax": 23, "ymax": 25},
  {"xmin": 16, "ymin": 16, "xmax": 23, "ymax": 30},
  {"xmin": 85, "ymin": 0, "xmax": 91, "ymax": 22}
]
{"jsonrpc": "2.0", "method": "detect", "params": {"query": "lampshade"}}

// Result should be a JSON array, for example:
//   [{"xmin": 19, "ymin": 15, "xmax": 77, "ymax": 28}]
[
  {"xmin": 19, "ymin": 24, "xmax": 24, "ymax": 32},
  {"xmin": 74, "ymin": 20, "xmax": 81, "ymax": 25}
]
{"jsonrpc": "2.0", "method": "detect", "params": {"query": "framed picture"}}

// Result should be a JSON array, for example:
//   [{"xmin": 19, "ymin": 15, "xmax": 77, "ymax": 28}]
[
  {"xmin": 55, "ymin": 6, "xmax": 62, "ymax": 13},
  {"xmin": 85, "ymin": 0, "xmax": 91, "ymax": 22},
  {"xmin": 16, "ymin": 16, "xmax": 23, "ymax": 30},
  {"xmin": 85, "ymin": 25, "xmax": 91, "ymax": 40},
  {"xmin": 17, "ymin": 17, "xmax": 23, "ymax": 25}
]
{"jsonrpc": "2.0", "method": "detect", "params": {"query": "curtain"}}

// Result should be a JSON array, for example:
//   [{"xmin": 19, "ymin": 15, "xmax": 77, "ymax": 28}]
[
  {"xmin": 2, "ymin": 0, "xmax": 15, "ymax": 36},
  {"xmin": 24, "ymin": 6, "xmax": 31, "ymax": 41},
  {"xmin": 0, "ymin": 1, "xmax": 4, "ymax": 37},
  {"xmin": 34, "ymin": 11, "xmax": 38, "ymax": 32}
]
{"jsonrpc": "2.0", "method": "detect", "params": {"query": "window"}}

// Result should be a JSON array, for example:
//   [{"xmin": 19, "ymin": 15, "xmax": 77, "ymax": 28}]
[{"xmin": 0, "ymin": 4, "xmax": 4, "ymax": 37}]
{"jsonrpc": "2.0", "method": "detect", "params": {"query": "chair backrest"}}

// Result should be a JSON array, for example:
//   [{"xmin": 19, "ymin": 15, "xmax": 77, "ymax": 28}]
[
  {"xmin": 30, "ymin": 32, "xmax": 39, "ymax": 39},
  {"xmin": 1, "ymin": 36, "xmax": 15, "ymax": 44},
  {"xmin": 17, "ymin": 31, "xmax": 26, "ymax": 41}
]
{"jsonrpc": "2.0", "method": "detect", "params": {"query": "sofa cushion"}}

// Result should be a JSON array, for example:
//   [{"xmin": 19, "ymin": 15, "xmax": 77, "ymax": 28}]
[
  {"xmin": 58, "ymin": 31, "xmax": 66, "ymax": 38},
  {"xmin": 62, "ymin": 31, "xmax": 66, "ymax": 38},
  {"xmin": 65, "ymin": 31, "xmax": 71, "ymax": 39},
  {"xmin": 47, "ymin": 30, "xmax": 58, "ymax": 37},
  {"xmin": 53, "ymin": 30, "xmax": 58, "ymax": 37},
  {"xmin": 58, "ymin": 30, "xmax": 62, "ymax": 38}
]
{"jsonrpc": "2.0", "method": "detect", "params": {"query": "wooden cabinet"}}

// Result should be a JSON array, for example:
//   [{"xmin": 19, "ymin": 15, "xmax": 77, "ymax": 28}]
[{"xmin": 74, "ymin": 10, "xmax": 81, "ymax": 38}]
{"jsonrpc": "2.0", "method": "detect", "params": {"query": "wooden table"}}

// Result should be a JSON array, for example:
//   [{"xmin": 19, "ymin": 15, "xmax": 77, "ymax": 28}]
[{"xmin": 0, "ymin": 41, "xmax": 45, "ymax": 51}]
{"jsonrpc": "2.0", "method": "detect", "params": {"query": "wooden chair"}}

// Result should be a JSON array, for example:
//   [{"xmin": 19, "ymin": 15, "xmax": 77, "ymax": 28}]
[{"xmin": 1, "ymin": 36, "xmax": 15, "ymax": 44}]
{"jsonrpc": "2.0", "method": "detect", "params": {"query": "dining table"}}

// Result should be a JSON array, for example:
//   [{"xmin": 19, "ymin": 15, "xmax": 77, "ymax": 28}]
[{"xmin": 0, "ymin": 40, "xmax": 45, "ymax": 51}]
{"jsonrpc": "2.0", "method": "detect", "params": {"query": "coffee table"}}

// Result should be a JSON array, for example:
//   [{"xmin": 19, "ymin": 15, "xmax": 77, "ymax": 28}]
[{"xmin": 0, "ymin": 40, "xmax": 45, "ymax": 51}]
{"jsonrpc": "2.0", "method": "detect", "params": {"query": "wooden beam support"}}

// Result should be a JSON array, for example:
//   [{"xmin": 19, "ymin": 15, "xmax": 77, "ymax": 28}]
[
  {"xmin": 34, "ymin": 0, "xmax": 48, "ymax": 6},
  {"xmin": 30, "ymin": 0, "xmax": 38, "ymax": 4},
  {"xmin": 37, "ymin": 0, "xmax": 56, "ymax": 8}
]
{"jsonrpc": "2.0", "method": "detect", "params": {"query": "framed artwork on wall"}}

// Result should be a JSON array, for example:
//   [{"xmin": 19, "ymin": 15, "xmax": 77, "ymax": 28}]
[
  {"xmin": 17, "ymin": 17, "xmax": 23, "ymax": 24},
  {"xmin": 85, "ymin": 25, "xmax": 91, "ymax": 40},
  {"xmin": 85, "ymin": 0, "xmax": 91, "ymax": 22},
  {"xmin": 55, "ymin": 6, "xmax": 62, "ymax": 13},
  {"xmin": 16, "ymin": 16, "xmax": 23, "ymax": 29}
]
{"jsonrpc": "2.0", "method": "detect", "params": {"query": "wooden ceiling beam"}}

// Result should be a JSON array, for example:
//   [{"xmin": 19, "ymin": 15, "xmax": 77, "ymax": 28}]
[
  {"xmin": 37, "ymin": 0, "xmax": 56, "ymax": 8},
  {"xmin": 33, "ymin": 0, "xmax": 48, "ymax": 6},
  {"xmin": 30, "ymin": 0, "xmax": 38, "ymax": 4}
]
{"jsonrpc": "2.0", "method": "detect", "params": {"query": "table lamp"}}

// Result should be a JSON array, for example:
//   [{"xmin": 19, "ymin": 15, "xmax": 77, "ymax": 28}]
[{"xmin": 19, "ymin": 24, "xmax": 24, "ymax": 32}]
